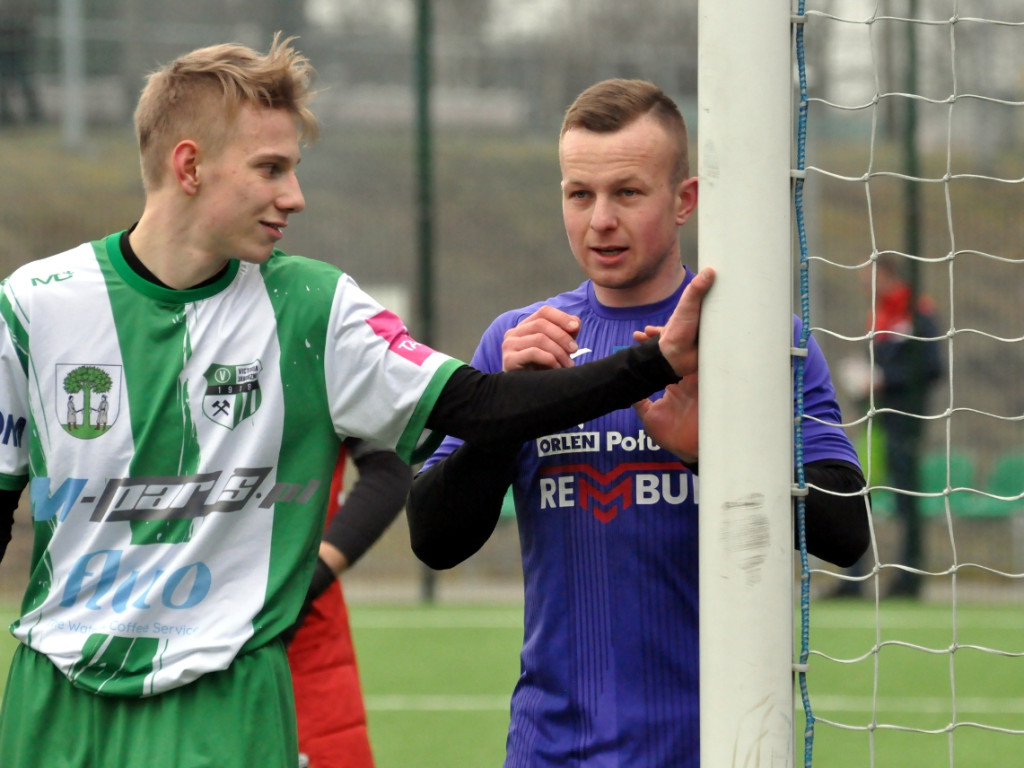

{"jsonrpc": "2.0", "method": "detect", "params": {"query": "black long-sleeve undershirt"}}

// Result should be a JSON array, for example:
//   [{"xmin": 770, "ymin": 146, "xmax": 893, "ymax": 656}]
[
  {"xmin": 407, "ymin": 444, "xmax": 868, "ymax": 570},
  {"xmin": 322, "ymin": 448, "xmax": 411, "ymax": 567},
  {"xmin": 799, "ymin": 459, "xmax": 870, "ymax": 566},
  {"xmin": 0, "ymin": 488, "xmax": 19, "ymax": 564},
  {"xmin": 424, "ymin": 337, "xmax": 679, "ymax": 448},
  {"xmin": 400, "ymin": 338, "xmax": 696, "ymax": 570}
]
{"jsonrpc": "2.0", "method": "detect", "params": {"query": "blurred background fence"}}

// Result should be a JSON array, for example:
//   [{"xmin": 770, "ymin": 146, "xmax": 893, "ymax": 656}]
[{"xmin": 2, "ymin": 0, "xmax": 1024, "ymax": 601}]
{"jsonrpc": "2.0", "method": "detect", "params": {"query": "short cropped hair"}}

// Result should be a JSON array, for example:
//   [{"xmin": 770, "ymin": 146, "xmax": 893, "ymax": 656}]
[
  {"xmin": 134, "ymin": 33, "xmax": 318, "ymax": 192},
  {"xmin": 560, "ymin": 79, "xmax": 689, "ymax": 182}
]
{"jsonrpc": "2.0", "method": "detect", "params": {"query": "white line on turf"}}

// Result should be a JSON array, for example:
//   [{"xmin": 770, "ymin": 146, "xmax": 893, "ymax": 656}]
[
  {"xmin": 365, "ymin": 694, "xmax": 510, "ymax": 711},
  {"xmin": 807, "ymin": 608, "xmax": 1024, "ymax": 631},
  {"xmin": 364, "ymin": 694, "xmax": 1024, "ymax": 714},
  {"xmin": 807, "ymin": 695, "xmax": 1024, "ymax": 715},
  {"xmin": 351, "ymin": 606, "xmax": 1024, "ymax": 631},
  {"xmin": 350, "ymin": 610, "xmax": 522, "ymax": 629}
]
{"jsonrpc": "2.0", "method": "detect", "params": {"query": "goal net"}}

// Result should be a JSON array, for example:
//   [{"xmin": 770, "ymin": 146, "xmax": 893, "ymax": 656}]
[
  {"xmin": 799, "ymin": 1, "xmax": 1024, "ymax": 766},
  {"xmin": 699, "ymin": 1, "xmax": 1024, "ymax": 765}
]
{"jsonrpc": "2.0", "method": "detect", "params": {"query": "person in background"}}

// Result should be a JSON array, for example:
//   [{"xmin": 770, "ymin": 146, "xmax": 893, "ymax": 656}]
[
  {"xmin": 834, "ymin": 253, "xmax": 943, "ymax": 598},
  {"xmin": 0, "ymin": 0, "xmax": 43, "ymax": 125},
  {"xmin": 406, "ymin": 78, "xmax": 869, "ymax": 768},
  {"xmin": 0, "ymin": 443, "xmax": 410, "ymax": 768},
  {"xmin": 0, "ymin": 38, "xmax": 714, "ymax": 768},
  {"xmin": 285, "ymin": 440, "xmax": 411, "ymax": 768}
]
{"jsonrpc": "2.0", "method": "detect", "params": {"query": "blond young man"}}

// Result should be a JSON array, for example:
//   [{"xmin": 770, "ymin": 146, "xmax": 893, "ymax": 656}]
[{"xmin": 0, "ymin": 45, "xmax": 714, "ymax": 767}]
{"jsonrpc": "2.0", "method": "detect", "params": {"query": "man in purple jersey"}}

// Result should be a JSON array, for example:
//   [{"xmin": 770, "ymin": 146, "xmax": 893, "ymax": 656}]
[{"xmin": 406, "ymin": 79, "xmax": 869, "ymax": 768}]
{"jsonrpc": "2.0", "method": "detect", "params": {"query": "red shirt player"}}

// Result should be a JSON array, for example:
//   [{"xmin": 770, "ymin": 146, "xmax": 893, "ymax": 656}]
[{"xmin": 285, "ymin": 439, "xmax": 412, "ymax": 768}]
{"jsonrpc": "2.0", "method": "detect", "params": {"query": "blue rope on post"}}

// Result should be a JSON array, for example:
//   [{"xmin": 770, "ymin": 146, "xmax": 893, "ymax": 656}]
[{"xmin": 792, "ymin": 3, "xmax": 815, "ymax": 767}]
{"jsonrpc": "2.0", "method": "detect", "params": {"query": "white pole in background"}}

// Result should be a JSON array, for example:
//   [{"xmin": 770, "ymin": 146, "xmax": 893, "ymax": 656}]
[
  {"xmin": 697, "ymin": 0, "xmax": 796, "ymax": 766},
  {"xmin": 60, "ymin": 0, "xmax": 86, "ymax": 150}
]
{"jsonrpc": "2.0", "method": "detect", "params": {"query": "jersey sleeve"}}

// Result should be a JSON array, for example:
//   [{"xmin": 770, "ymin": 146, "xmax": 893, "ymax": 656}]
[
  {"xmin": 419, "ymin": 310, "xmax": 516, "ymax": 472},
  {"xmin": 0, "ymin": 276, "xmax": 31, "ymax": 490},
  {"xmin": 796, "ymin": 317, "xmax": 861, "ymax": 467},
  {"xmin": 324, "ymin": 275, "xmax": 463, "ymax": 464}
]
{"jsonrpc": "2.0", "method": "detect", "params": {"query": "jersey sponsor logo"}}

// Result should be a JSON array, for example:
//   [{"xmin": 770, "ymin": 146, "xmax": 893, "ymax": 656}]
[
  {"xmin": 0, "ymin": 407, "xmax": 27, "ymax": 448},
  {"xmin": 31, "ymin": 270, "xmax": 74, "ymax": 286},
  {"xmin": 536, "ymin": 431, "xmax": 600, "ymax": 456},
  {"xmin": 30, "ymin": 467, "xmax": 320, "ymax": 524},
  {"xmin": 539, "ymin": 462, "xmax": 696, "ymax": 523},
  {"xmin": 535, "ymin": 429, "xmax": 661, "ymax": 456},
  {"xmin": 58, "ymin": 549, "xmax": 213, "ymax": 613},
  {"xmin": 89, "ymin": 469, "xmax": 271, "ymax": 523},
  {"xmin": 31, "ymin": 467, "xmax": 321, "ymax": 616},
  {"xmin": 366, "ymin": 309, "xmax": 434, "ymax": 365},
  {"xmin": 534, "ymin": 428, "xmax": 693, "ymax": 522},
  {"xmin": 56, "ymin": 363, "xmax": 122, "ymax": 439},
  {"xmin": 202, "ymin": 360, "xmax": 263, "ymax": 429}
]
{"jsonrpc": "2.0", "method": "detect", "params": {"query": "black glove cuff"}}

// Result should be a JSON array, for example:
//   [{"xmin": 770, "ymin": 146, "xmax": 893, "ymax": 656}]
[
  {"xmin": 281, "ymin": 557, "xmax": 338, "ymax": 647},
  {"xmin": 307, "ymin": 556, "xmax": 337, "ymax": 603}
]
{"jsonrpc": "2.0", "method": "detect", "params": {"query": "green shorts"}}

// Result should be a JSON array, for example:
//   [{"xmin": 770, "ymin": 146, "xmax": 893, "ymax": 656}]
[{"xmin": 0, "ymin": 641, "xmax": 299, "ymax": 768}]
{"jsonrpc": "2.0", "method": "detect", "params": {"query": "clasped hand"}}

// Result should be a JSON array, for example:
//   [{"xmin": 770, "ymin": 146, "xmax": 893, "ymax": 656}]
[{"xmin": 500, "ymin": 267, "xmax": 714, "ymax": 464}]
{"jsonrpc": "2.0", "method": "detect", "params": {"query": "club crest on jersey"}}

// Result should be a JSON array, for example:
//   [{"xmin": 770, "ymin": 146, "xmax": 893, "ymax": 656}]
[
  {"xmin": 202, "ymin": 361, "xmax": 263, "ymax": 430},
  {"xmin": 56, "ymin": 363, "xmax": 122, "ymax": 439}
]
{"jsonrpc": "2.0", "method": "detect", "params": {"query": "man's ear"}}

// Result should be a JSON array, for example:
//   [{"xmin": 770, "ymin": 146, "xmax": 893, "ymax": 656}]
[
  {"xmin": 676, "ymin": 176, "xmax": 698, "ymax": 227},
  {"xmin": 171, "ymin": 140, "xmax": 201, "ymax": 195}
]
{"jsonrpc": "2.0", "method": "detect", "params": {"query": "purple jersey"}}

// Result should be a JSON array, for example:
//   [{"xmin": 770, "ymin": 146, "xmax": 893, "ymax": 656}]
[{"xmin": 424, "ymin": 272, "xmax": 858, "ymax": 767}]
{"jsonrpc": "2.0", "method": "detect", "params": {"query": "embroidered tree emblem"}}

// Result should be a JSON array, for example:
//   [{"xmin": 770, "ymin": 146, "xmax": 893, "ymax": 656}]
[{"xmin": 64, "ymin": 365, "xmax": 113, "ymax": 433}]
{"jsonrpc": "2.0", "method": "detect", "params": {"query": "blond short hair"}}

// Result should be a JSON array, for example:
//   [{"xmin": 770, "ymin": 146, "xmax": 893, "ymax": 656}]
[
  {"xmin": 134, "ymin": 33, "xmax": 318, "ymax": 191},
  {"xmin": 560, "ymin": 79, "xmax": 689, "ymax": 182}
]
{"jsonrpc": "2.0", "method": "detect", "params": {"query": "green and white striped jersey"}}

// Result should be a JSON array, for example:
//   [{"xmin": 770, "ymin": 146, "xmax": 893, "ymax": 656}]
[{"xmin": 0, "ymin": 232, "xmax": 460, "ymax": 696}]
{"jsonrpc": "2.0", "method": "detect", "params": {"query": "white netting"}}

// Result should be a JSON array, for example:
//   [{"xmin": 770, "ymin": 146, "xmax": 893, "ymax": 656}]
[{"xmin": 797, "ymin": 1, "xmax": 1024, "ymax": 765}]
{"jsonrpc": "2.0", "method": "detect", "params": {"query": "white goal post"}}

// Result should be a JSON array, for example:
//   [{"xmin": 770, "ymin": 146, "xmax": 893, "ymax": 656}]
[{"xmin": 697, "ymin": 0, "xmax": 799, "ymax": 765}]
